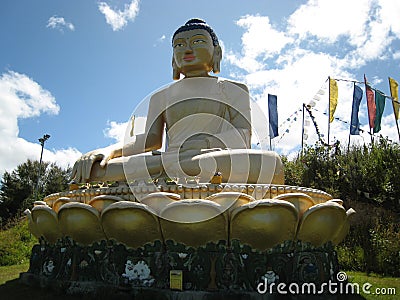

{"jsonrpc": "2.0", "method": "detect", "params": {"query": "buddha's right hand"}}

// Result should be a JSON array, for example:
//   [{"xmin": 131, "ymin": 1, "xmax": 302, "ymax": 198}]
[{"xmin": 71, "ymin": 148, "xmax": 114, "ymax": 183}]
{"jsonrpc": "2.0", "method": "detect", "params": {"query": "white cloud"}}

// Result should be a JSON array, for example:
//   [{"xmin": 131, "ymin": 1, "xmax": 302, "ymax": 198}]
[
  {"xmin": 103, "ymin": 116, "xmax": 169, "ymax": 151},
  {"xmin": 104, "ymin": 116, "xmax": 147, "ymax": 142},
  {"xmin": 104, "ymin": 120, "xmax": 129, "ymax": 144},
  {"xmin": 226, "ymin": 15, "xmax": 293, "ymax": 73},
  {"xmin": 98, "ymin": 0, "xmax": 140, "ymax": 31},
  {"xmin": 287, "ymin": 0, "xmax": 400, "ymax": 67},
  {"xmin": 47, "ymin": 15, "xmax": 75, "ymax": 32},
  {"xmin": 153, "ymin": 35, "xmax": 166, "ymax": 47},
  {"xmin": 287, "ymin": 0, "xmax": 370, "ymax": 46},
  {"xmin": 224, "ymin": 0, "xmax": 400, "ymax": 155},
  {"xmin": 158, "ymin": 35, "xmax": 166, "ymax": 42},
  {"xmin": 0, "ymin": 71, "xmax": 81, "ymax": 175},
  {"xmin": 393, "ymin": 51, "xmax": 400, "ymax": 60}
]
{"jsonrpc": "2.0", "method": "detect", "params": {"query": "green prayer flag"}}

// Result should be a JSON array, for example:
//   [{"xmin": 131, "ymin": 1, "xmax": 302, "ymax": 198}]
[{"xmin": 374, "ymin": 90, "xmax": 386, "ymax": 133}]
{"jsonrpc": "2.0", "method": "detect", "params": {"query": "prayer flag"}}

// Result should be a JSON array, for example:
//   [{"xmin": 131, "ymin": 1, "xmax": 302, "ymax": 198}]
[
  {"xmin": 350, "ymin": 85, "xmax": 363, "ymax": 135},
  {"xmin": 329, "ymin": 78, "xmax": 338, "ymax": 123},
  {"xmin": 268, "ymin": 94, "xmax": 278, "ymax": 138},
  {"xmin": 374, "ymin": 90, "xmax": 386, "ymax": 133},
  {"xmin": 389, "ymin": 77, "xmax": 399, "ymax": 120},
  {"xmin": 364, "ymin": 74, "xmax": 376, "ymax": 129}
]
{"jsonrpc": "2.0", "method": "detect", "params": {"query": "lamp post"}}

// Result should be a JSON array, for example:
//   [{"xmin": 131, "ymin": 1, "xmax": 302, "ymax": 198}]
[{"xmin": 35, "ymin": 134, "xmax": 50, "ymax": 201}]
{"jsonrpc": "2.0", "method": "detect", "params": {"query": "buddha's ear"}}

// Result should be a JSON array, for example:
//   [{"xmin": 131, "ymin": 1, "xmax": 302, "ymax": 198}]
[
  {"xmin": 172, "ymin": 56, "xmax": 181, "ymax": 80},
  {"xmin": 212, "ymin": 45, "xmax": 222, "ymax": 74}
]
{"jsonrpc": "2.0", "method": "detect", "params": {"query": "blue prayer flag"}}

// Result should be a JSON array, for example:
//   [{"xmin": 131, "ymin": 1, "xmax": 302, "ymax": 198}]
[
  {"xmin": 268, "ymin": 94, "xmax": 278, "ymax": 138},
  {"xmin": 350, "ymin": 85, "xmax": 363, "ymax": 135}
]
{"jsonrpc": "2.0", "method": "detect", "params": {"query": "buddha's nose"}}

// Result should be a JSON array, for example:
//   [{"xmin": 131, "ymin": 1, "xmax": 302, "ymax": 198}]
[{"xmin": 184, "ymin": 43, "xmax": 193, "ymax": 52}]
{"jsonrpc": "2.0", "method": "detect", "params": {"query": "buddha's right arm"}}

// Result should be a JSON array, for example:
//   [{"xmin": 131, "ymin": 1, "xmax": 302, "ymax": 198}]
[{"xmin": 121, "ymin": 132, "xmax": 162, "ymax": 156}]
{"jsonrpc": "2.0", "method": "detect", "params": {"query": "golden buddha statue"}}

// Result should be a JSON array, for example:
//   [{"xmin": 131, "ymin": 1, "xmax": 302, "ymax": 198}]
[
  {"xmin": 70, "ymin": 18, "xmax": 284, "ymax": 186},
  {"xmin": 23, "ymin": 19, "xmax": 355, "ymax": 294}
]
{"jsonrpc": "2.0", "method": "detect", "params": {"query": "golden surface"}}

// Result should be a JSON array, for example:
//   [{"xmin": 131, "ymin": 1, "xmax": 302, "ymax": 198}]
[
  {"xmin": 24, "ymin": 209, "xmax": 41, "ymax": 240},
  {"xmin": 88, "ymin": 195, "xmax": 123, "ymax": 213},
  {"xmin": 101, "ymin": 201, "xmax": 162, "ymax": 249},
  {"xmin": 274, "ymin": 193, "xmax": 315, "ymax": 218},
  {"xmin": 31, "ymin": 205, "xmax": 62, "ymax": 244},
  {"xmin": 205, "ymin": 192, "xmax": 254, "ymax": 215},
  {"xmin": 297, "ymin": 202, "xmax": 346, "ymax": 246},
  {"xmin": 58, "ymin": 203, "xmax": 106, "ymax": 246},
  {"xmin": 160, "ymin": 199, "xmax": 227, "ymax": 248},
  {"xmin": 332, "ymin": 208, "xmax": 356, "ymax": 245},
  {"xmin": 32, "ymin": 183, "xmax": 354, "ymax": 247},
  {"xmin": 230, "ymin": 199, "xmax": 298, "ymax": 251},
  {"xmin": 53, "ymin": 197, "xmax": 75, "ymax": 213},
  {"xmin": 140, "ymin": 192, "xmax": 180, "ymax": 214}
]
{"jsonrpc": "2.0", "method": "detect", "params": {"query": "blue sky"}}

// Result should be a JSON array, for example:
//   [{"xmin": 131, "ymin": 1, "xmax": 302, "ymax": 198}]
[{"xmin": 1, "ymin": 0, "xmax": 399, "ymax": 175}]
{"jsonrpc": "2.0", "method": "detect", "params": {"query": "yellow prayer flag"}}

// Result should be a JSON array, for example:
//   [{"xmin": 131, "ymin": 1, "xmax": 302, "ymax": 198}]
[
  {"xmin": 389, "ymin": 77, "xmax": 399, "ymax": 120},
  {"xmin": 329, "ymin": 78, "xmax": 338, "ymax": 123}
]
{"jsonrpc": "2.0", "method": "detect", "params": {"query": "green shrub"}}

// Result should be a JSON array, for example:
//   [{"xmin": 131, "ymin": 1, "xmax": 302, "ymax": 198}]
[
  {"xmin": 0, "ymin": 218, "xmax": 37, "ymax": 266},
  {"xmin": 283, "ymin": 139, "xmax": 400, "ymax": 276}
]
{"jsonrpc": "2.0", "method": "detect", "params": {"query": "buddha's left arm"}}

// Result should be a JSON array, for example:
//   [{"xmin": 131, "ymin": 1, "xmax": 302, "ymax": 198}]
[{"xmin": 206, "ymin": 81, "xmax": 252, "ymax": 149}]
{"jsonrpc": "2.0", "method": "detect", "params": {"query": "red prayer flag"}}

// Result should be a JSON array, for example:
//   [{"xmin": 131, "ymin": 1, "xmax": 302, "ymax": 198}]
[{"xmin": 364, "ymin": 74, "xmax": 376, "ymax": 129}]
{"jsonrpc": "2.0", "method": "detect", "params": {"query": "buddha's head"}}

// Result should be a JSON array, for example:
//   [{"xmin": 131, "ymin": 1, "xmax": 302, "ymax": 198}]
[{"xmin": 172, "ymin": 19, "xmax": 222, "ymax": 80}]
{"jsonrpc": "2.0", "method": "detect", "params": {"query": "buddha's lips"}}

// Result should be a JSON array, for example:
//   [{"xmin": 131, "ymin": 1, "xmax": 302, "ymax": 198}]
[{"xmin": 183, "ymin": 55, "xmax": 195, "ymax": 61}]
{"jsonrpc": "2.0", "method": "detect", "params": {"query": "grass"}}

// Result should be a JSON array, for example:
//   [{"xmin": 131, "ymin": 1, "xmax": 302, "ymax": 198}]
[
  {"xmin": 0, "ymin": 264, "xmax": 398, "ymax": 299},
  {"xmin": 346, "ymin": 271, "xmax": 399, "ymax": 300},
  {"xmin": 0, "ymin": 263, "xmax": 29, "ymax": 284}
]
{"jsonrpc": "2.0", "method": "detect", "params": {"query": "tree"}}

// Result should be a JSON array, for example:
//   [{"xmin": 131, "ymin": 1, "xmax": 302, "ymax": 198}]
[{"xmin": 0, "ymin": 159, "xmax": 71, "ymax": 225}]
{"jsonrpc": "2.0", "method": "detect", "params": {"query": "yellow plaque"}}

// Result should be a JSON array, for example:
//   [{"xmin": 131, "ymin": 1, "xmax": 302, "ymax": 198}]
[{"xmin": 170, "ymin": 270, "xmax": 183, "ymax": 290}]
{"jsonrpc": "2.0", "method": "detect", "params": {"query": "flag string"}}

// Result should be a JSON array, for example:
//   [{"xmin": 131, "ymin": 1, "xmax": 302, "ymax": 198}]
[
  {"xmin": 308, "ymin": 105, "xmax": 393, "ymax": 143},
  {"xmin": 267, "ymin": 75, "xmax": 398, "ymax": 148},
  {"xmin": 332, "ymin": 77, "xmax": 399, "ymax": 104},
  {"xmin": 303, "ymin": 105, "xmax": 331, "ymax": 147}
]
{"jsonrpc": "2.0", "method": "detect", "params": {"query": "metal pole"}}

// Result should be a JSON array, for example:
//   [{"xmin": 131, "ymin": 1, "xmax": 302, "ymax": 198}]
[
  {"xmin": 393, "ymin": 107, "xmax": 400, "ymax": 143},
  {"xmin": 388, "ymin": 77, "xmax": 400, "ymax": 142},
  {"xmin": 269, "ymin": 136, "xmax": 272, "ymax": 151},
  {"xmin": 348, "ymin": 82, "xmax": 355, "ymax": 152},
  {"xmin": 35, "ymin": 134, "xmax": 50, "ymax": 201},
  {"xmin": 301, "ymin": 103, "xmax": 305, "ymax": 156}
]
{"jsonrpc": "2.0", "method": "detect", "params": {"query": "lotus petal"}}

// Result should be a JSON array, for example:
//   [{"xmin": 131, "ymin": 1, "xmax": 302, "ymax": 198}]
[
  {"xmin": 274, "ymin": 193, "xmax": 315, "ymax": 218},
  {"xmin": 24, "ymin": 209, "xmax": 41, "ymax": 239},
  {"xmin": 160, "ymin": 199, "xmax": 227, "ymax": 248},
  {"xmin": 31, "ymin": 205, "xmax": 62, "ymax": 244},
  {"xmin": 101, "ymin": 201, "xmax": 162, "ymax": 249},
  {"xmin": 88, "ymin": 195, "xmax": 123, "ymax": 213},
  {"xmin": 205, "ymin": 192, "xmax": 254, "ymax": 214},
  {"xmin": 328, "ymin": 199, "xmax": 343, "ymax": 206},
  {"xmin": 139, "ymin": 192, "xmax": 180, "ymax": 214},
  {"xmin": 297, "ymin": 202, "xmax": 346, "ymax": 246},
  {"xmin": 53, "ymin": 197, "xmax": 76, "ymax": 213},
  {"xmin": 58, "ymin": 203, "xmax": 105, "ymax": 246},
  {"xmin": 230, "ymin": 199, "xmax": 298, "ymax": 251},
  {"xmin": 332, "ymin": 208, "xmax": 356, "ymax": 245}
]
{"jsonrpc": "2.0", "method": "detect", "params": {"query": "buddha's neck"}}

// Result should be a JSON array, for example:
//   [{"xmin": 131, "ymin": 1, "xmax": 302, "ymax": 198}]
[{"xmin": 183, "ymin": 70, "xmax": 211, "ymax": 78}]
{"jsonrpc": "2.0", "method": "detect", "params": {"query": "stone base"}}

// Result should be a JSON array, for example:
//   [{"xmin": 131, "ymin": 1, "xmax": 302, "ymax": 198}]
[{"xmin": 18, "ymin": 239, "xmax": 361, "ymax": 299}]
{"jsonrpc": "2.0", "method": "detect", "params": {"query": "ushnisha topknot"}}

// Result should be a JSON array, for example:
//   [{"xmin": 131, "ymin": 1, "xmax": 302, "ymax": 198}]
[{"xmin": 172, "ymin": 18, "xmax": 219, "ymax": 46}]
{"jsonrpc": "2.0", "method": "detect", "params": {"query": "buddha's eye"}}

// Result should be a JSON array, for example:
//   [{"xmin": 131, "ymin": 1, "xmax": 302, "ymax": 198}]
[
  {"xmin": 174, "ymin": 42, "xmax": 185, "ymax": 48},
  {"xmin": 193, "ymin": 39, "xmax": 206, "ymax": 44}
]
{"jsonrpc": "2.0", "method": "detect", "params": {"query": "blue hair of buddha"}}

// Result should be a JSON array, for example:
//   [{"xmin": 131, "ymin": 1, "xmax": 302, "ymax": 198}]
[{"xmin": 172, "ymin": 19, "xmax": 219, "ymax": 46}]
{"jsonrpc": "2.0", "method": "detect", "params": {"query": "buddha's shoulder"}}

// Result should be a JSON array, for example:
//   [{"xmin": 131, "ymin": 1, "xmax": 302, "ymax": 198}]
[
  {"xmin": 151, "ymin": 77, "xmax": 249, "ymax": 98},
  {"xmin": 217, "ymin": 77, "xmax": 249, "ymax": 93}
]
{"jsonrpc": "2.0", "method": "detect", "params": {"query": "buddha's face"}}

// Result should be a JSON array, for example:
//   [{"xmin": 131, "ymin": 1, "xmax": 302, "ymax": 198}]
[{"xmin": 173, "ymin": 28, "xmax": 215, "ymax": 77}]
